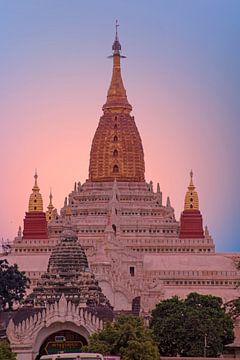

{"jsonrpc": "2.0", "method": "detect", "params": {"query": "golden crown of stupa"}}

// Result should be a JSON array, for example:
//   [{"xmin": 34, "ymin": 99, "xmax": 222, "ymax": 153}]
[
  {"xmin": 28, "ymin": 171, "xmax": 44, "ymax": 212},
  {"xmin": 88, "ymin": 23, "xmax": 145, "ymax": 182},
  {"xmin": 184, "ymin": 170, "xmax": 199, "ymax": 211}
]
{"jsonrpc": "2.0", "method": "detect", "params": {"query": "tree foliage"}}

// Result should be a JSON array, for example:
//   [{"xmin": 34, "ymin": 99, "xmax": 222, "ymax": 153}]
[
  {"xmin": 85, "ymin": 315, "xmax": 159, "ymax": 360},
  {"xmin": 150, "ymin": 292, "xmax": 234, "ymax": 357},
  {"xmin": 0, "ymin": 340, "xmax": 16, "ymax": 360},
  {"xmin": 0, "ymin": 259, "xmax": 30, "ymax": 311},
  {"xmin": 225, "ymin": 298, "xmax": 240, "ymax": 320}
]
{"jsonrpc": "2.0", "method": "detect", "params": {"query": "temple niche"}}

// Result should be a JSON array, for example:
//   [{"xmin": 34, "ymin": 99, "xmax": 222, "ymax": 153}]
[{"xmin": 1, "ymin": 25, "xmax": 240, "ymax": 359}]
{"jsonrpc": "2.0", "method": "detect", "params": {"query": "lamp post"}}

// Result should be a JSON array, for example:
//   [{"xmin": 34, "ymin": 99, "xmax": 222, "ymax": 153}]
[{"xmin": 204, "ymin": 333, "xmax": 207, "ymax": 358}]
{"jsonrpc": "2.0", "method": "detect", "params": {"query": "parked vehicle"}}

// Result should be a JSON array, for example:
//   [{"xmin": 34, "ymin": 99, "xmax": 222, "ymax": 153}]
[{"xmin": 40, "ymin": 353, "xmax": 104, "ymax": 360}]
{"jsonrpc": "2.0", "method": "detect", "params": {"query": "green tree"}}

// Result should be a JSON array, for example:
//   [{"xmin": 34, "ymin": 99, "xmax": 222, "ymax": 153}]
[
  {"xmin": 150, "ymin": 292, "xmax": 234, "ymax": 357},
  {"xmin": 0, "ymin": 340, "xmax": 16, "ymax": 360},
  {"xmin": 86, "ymin": 315, "xmax": 159, "ymax": 360},
  {"xmin": 0, "ymin": 259, "xmax": 30, "ymax": 311},
  {"xmin": 225, "ymin": 298, "xmax": 240, "ymax": 320}
]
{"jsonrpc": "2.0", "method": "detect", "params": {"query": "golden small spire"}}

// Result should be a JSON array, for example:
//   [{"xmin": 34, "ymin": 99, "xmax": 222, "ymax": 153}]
[
  {"xmin": 184, "ymin": 170, "xmax": 199, "ymax": 210},
  {"xmin": 48, "ymin": 189, "xmax": 54, "ymax": 211},
  {"xmin": 28, "ymin": 171, "xmax": 44, "ymax": 212},
  {"xmin": 46, "ymin": 189, "xmax": 56, "ymax": 222},
  {"xmin": 102, "ymin": 20, "xmax": 132, "ymax": 114},
  {"xmin": 33, "ymin": 169, "xmax": 40, "ymax": 191}
]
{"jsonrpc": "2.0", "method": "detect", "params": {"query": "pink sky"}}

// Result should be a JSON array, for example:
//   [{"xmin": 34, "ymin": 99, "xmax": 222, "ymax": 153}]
[{"xmin": 1, "ymin": 1, "xmax": 239, "ymax": 251}]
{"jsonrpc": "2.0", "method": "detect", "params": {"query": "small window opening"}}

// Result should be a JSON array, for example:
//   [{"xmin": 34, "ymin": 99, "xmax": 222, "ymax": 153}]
[
  {"xmin": 113, "ymin": 149, "xmax": 118, "ymax": 157},
  {"xmin": 113, "ymin": 165, "xmax": 119, "ymax": 173},
  {"xmin": 112, "ymin": 224, "xmax": 117, "ymax": 233},
  {"xmin": 130, "ymin": 266, "xmax": 135, "ymax": 277},
  {"xmin": 113, "ymin": 135, "xmax": 118, "ymax": 142}
]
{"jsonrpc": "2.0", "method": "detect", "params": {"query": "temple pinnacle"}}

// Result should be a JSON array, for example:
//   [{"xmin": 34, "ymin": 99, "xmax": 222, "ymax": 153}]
[
  {"xmin": 89, "ymin": 25, "xmax": 145, "ymax": 182},
  {"xmin": 33, "ymin": 169, "xmax": 40, "ymax": 192},
  {"xmin": 112, "ymin": 20, "xmax": 121, "ymax": 54},
  {"xmin": 102, "ymin": 21, "xmax": 132, "ymax": 113},
  {"xmin": 189, "ymin": 169, "xmax": 195, "ymax": 190},
  {"xmin": 28, "ymin": 172, "xmax": 43, "ymax": 212},
  {"xmin": 184, "ymin": 170, "xmax": 199, "ymax": 210},
  {"xmin": 46, "ymin": 189, "xmax": 57, "ymax": 222}
]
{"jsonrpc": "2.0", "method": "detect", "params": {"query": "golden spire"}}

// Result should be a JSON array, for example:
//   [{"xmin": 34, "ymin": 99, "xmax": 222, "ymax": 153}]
[
  {"xmin": 33, "ymin": 169, "xmax": 39, "ymax": 191},
  {"xmin": 46, "ymin": 189, "xmax": 56, "ymax": 222},
  {"xmin": 184, "ymin": 170, "xmax": 199, "ymax": 210},
  {"xmin": 48, "ymin": 189, "xmax": 54, "ymax": 211},
  {"xmin": 28, "ymin": 171, "xmax": 44, "ymax": 212},
  {"xmin": 102, "ymin": 20, "xmax": 132, "ymax": 114}
]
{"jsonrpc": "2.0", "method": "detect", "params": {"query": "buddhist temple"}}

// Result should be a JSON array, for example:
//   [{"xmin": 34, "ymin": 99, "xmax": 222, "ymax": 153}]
[{"xmin": 1, "ymin": 25, "xmax": 240, "ymax": 359}]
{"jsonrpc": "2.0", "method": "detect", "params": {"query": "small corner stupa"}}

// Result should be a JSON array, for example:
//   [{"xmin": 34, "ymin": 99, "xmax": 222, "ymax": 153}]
[
  {"xmin": 179, "ymin": 170, "xmax": 204, "ymax": 238},
  {"xmin": 22, "ymin": 171, "xmax": 48, "ymax": 239},
  {"xmin": 45, "ymin": 190, "xmax": 57, "ymax": 222}
]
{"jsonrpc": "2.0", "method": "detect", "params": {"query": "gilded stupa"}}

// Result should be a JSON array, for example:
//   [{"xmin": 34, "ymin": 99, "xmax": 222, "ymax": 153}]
[
  {"xmin": 89, "ymin": 22, "xmax": 145, "ymax": 182},
  {"xmin": 22, "ymin": 172, "xmax": 48, "ymax": 239},
  {"xmin": 179, "ymin": 171, "xmax": 204, "ymax": 238},
  {"xmin": 46, "ymin": 190, "xmax": 57, "ymax": 222}
]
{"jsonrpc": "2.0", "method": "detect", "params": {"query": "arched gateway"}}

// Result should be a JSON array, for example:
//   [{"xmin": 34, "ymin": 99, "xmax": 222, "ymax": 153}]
[
  {"xmin": 38, "ymin": 329, "xmax": 87, "ymax": 359},
  {"xmin": 7, "ymin": 295, "xmax": 103, "ymax": 360}
]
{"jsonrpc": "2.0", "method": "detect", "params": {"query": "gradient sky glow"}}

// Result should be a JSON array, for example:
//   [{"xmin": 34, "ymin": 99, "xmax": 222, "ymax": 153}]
[{"xmin": 0, "ymin": 0, "xmax": 239, "ymax": 251}]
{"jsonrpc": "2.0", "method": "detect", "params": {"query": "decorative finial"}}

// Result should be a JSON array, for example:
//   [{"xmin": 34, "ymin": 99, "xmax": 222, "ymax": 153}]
[
  {"xmin": 46, "ymin": 189, "xmax": 56, "ymax": 222},
  {"xmin": 166, "ymin": 196, "xmax": 171, "ymax": 207},
  {"xmin": 29, "ymin": 171, "xmax": 43, "ymax": 212},
  {"xmin": 32, "ymin": 170, "xmax": 39, "ymax": 191},
  {"xmin": 184, "ymin": 170, "xmax": 199, "ymax": 210},
  {"xmin": 49, "ymin": 189, "xmax": 53, "ymax": 205},
  {"xmin": 17, "ymin": 226, "xmax": 22, "ymax": 237},
  {"xmin": 102, "ymin": 19, "xmax": 131, "ymax": 114},
  {"xmin": 188, "ymin": 169, "xmax": 195, "ymax": 190},
  {"xmin": 205, "ymin": 225, "xmax": 209, "ymax": 236},
  {"xmin": 112, "ymin": 20, "xmax": 122, "ymax": 54},
  {"xmin": 115, "ymin": 19, "xmax": 119, "ymax": 40},
  {"xmin": 34, "ymin": 169, "xmax": 38, "ymax": 188}
]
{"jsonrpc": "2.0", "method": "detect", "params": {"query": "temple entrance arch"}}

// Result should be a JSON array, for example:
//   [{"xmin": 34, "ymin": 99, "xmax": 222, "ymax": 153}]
[
  {"xmin": 33, "ymin": 321, "xmax": 90, "ymax": 360},
  {"xmin": 36, "ymin": 328, "xmax": 88, "ymax": 360},
  {"xmin": 7, "ymin": 295, "xmax": 104, "ymax": 360}
]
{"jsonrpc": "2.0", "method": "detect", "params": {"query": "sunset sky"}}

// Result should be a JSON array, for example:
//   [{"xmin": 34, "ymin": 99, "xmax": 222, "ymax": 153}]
[{"xmin": 1, "ymin": 0, "xmax": 239, "ymax": 251}]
